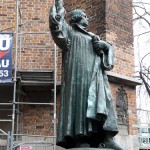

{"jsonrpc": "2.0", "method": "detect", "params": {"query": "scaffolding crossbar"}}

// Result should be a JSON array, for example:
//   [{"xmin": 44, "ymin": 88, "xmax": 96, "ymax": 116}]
[
  {"xmin": 0, "ymin": 120, "xmax": 12, "ymax": 122},
  {"xmin": 14, "ymin": 102, "xmax": 54, "ymax": 105},
  {"xmin": 0, "ymin": 103, "xmax": 12, "ymax": 105}
]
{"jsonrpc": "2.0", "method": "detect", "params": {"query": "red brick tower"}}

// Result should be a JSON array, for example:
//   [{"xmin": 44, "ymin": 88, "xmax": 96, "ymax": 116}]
[{"xmin": 0, "ymin": 0, "xmax": 140, "ymax": 149}]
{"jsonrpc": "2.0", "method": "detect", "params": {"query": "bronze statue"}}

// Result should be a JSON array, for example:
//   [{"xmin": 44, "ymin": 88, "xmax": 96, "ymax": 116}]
[{"xmin": 49, "ymin": 0, "xmax": 125, "ymax": 149}]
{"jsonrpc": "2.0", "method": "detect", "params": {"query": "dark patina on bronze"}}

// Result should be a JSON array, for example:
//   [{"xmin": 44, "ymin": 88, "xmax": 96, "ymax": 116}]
[{"xmin": 49, "ymin": 0, "xmax": 125, "ymax": 149}]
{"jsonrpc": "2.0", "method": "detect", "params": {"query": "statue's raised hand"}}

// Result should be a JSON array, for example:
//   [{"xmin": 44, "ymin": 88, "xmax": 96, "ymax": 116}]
[{"xmin": 55, "ymin": 0, "xmax": 64, "ymax": 12}]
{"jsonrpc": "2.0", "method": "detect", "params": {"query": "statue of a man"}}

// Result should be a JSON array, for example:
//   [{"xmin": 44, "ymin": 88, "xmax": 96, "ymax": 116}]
[{"xmin": 49, "ymin": 0, "xmax": 125, "ymax": 149}]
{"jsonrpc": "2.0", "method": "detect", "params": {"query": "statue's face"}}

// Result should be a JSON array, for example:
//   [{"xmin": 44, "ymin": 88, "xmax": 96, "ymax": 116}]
[{"xmin": 78, "ymin": 12, "xmax": 89, "ymax": 27}]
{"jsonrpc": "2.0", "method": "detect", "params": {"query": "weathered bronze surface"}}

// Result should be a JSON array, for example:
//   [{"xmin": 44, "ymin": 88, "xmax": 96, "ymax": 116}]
[{"xmin": 49, "ymin": 0, "xmax": 125, "ymax": 149}]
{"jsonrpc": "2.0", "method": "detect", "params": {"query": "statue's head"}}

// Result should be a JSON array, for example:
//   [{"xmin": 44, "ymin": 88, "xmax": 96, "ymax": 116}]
[{"xmin": 70, "ymin": 9, "xmax": 89, "ymax": 27}]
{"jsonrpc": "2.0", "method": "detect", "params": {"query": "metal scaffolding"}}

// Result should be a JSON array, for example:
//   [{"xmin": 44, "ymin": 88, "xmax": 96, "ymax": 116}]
[{"xmin": 0, "ymin": 0, "xmax": 57, "ymax": 149}]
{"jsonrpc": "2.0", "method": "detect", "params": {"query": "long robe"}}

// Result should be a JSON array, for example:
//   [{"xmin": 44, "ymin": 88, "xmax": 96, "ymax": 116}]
[{"xmin": 49, "ymin": 6, "xmax": 118, "ymax": 148}]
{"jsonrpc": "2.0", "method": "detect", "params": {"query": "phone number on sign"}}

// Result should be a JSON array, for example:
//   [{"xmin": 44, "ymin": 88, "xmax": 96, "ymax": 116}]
[{"xmin": 0, "ymin": 70, "xmax": 9, "ymax": 77}]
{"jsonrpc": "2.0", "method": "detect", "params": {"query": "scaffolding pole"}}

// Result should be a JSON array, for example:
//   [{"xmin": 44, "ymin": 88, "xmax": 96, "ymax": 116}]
[
  {"xmin": 19, "ymin": 7, "xmax": 22, "ymax": 69},
  {"xmin": 53, "ymin": 44, "xmax": 57, "ymax": 150},
  {"xmin": 11, "ymin": 0, "xmax": 19, "ymax": 149},
  {"xmin": 53, "ymin": 1, "xmax": 56, "ymax": 149}
]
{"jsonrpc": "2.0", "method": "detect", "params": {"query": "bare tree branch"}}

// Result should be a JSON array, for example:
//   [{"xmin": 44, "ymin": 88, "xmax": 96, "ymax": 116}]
[
  {"xmin": 134, "ymin": 30, "xmax": 150, "ymax": 37},
  {"xmin": 133, "ymin": 2, "xmax": 150, "ymax": 6},
  {"xmin": 139, "ymin": 71, "xmax": 150, "ymax": 96}
]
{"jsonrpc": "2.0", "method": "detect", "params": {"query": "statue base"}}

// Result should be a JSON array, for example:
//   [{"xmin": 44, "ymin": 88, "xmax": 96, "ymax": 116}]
[{"xmin": 68, "ymin": 148, "xmax": 113, "ymax": 150}]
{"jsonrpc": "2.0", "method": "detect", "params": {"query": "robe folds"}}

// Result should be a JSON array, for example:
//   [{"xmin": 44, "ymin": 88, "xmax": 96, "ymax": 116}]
[{"xmin": 49, "ymin": 5, "xmax": 118, "ymax": 148}]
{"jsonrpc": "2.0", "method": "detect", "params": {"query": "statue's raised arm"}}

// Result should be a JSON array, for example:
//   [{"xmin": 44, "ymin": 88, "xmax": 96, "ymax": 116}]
[
  {"xmin": 50, "ymin": 0, "xmax": 66, "ymax": 22},
  {"xmin": 49, "ymin": 0, "xmax": 70, "ymax": 51},
  {"xmin": 55, "ymin": 0, "xmax": 63, "ymax": 12}
]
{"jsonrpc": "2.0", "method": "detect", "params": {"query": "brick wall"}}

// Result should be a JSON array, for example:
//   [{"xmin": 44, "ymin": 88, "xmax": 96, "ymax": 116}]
[
  {"xmin": 0, "ymin": 0, "xmax": 135, "ymax": 78},
  {"xmin": 18, "ymin": 0, "xmax": 53, "ymax": 69},
  {"xmin": 64, "ymin": 0, "xmax": 135, "ymax": 77},
  {"xmin": 104, "ymin": 0, "xmax": 137, "ymax": 137},
  {"xmin": 105, "ymin": 0, "xmax": 135, "ymax": 77},
  {"xmin": 64, "ymin": 0, "xmax": 106, "ymax": 36},
  {"xmin": 0, "ymin": 0, "xmax": 62, "ymax": 80},
  {"xmin": 21, "ymin": 105, "xmax": 54, "ymax": 135}
]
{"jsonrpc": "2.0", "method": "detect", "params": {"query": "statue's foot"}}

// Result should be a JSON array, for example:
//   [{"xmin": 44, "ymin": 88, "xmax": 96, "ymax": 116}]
[{"xmin": 98, "ymin": 138, "xmax": 125, "ymax": 150}]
